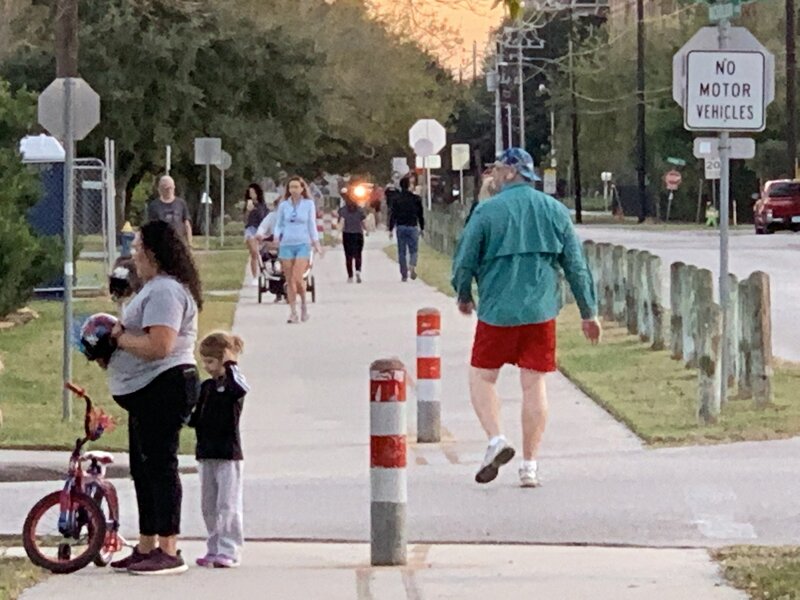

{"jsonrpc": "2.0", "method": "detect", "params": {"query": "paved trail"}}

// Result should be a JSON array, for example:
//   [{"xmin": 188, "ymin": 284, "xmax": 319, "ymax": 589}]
[{"xmin": 8, "ymin": 234, "xmax": 787, "ymax": 597}]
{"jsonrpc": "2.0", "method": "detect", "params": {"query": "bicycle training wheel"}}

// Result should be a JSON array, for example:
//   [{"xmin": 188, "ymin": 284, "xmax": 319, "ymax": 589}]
[{"xmin": 23, "ymin": 491, "xmax": 106, "ymax": 574}]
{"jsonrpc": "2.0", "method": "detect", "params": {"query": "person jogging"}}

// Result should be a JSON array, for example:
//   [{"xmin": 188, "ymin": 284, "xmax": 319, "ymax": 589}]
[
  {"xmin": 338, "ymin": 192, "xmax": 366, "ymax": 283},
  {"xmin": 451, "ymin": 148, "xmax": 601, "ymax": 489},
  {"xmin": 388, "ymin": 176, "xmax": 424, "ymax": 282}
]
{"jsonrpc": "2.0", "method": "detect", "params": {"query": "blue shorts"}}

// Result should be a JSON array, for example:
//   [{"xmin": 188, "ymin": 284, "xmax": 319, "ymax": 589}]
[
  {"xmin": 244, "ymin": 226, "xmax": 258, "ymax": 240},
  {"xmin": 278, "ymin": 243, "xmax": 312, "ymax": 260}
]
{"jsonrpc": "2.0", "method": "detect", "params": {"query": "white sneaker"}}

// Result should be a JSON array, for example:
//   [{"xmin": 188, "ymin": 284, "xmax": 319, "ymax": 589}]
[
  {"xmin": 519, "ymin": 461, "xmax": 541, "ymax": 488},
  {"xmin": 356, "ymin": 272, "xmax": 362, "ymax": 284},
  {"xmin": 347, "ymin": 277, "xmax": 354, "ymax": 283},
  {"xmin": 250, "ymin": 277, "xmax": 259, "ymax": 287},
  {"xmin": 475, "ymin": 437, "xmax": 515, "ymax": 484}
]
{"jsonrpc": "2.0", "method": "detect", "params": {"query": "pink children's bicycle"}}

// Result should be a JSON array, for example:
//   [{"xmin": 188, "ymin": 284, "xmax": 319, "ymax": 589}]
[{"xmin": 22, "ymin": 382, "xmax": 128, "ymax": 574}]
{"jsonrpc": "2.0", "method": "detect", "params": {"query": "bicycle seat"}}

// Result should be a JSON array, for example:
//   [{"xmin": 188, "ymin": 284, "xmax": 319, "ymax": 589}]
[{"xmin": 82, "ymin": 451, "xmax": 114, "ymax": 465}]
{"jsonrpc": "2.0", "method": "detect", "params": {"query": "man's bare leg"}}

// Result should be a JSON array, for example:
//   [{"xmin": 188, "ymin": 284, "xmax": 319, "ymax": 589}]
[
  {"xmin": 470, "ymin": 367, "xmax": 515, "ymax": 484},
  {"xmin": 520, "ymin": 369, "xmax": 548, "ymax": 460},
  {"xmin": 469, "ymin": 367, "xmax": 502, "ymax": 438}
]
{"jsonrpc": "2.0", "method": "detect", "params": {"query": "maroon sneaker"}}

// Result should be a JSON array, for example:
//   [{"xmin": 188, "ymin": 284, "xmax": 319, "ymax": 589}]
[
  {"xmin": 127, "ymin": 548, "xmax": 188, "ymax": 575},
  {"xmin": 110, "ymin": 546, "xmax": 149, "ymax": 572}
]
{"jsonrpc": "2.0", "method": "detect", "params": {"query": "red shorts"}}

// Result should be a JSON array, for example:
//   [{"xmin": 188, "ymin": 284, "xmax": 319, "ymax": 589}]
[{"xmin": 471, "ymin": 319, "xmax": 557, "ymax": 372}]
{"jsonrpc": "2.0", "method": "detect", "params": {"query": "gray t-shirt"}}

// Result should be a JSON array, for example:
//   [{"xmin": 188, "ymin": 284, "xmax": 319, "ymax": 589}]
[
  {"xmin": 338, "ymin": 205, "xmax": 366, "ymax": 234},
  {"xmin": 108, "ymin": 275, "xmax": 198, "ymax": 396},
  {"xmin": 147, "ymin": 197, "xmax": 190, "ymax": 239}
]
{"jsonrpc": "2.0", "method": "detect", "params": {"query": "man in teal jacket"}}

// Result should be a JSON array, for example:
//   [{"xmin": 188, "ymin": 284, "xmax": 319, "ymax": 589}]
[{"xmin": 452, "ymin": 148, "xmax": 601, "ymax": 488}]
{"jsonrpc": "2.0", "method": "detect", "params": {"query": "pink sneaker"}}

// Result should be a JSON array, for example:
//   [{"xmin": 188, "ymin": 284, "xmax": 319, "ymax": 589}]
[
  {"xmin": 196, "ymin": 554, "xmax": 216, "ymax": 568},
  {"xmin": 214, "ymin": 555, "xmax": 240, "ymax": 568}
]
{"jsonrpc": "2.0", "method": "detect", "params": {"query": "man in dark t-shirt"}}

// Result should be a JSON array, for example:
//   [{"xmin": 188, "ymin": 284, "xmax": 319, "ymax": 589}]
[{"xmin": 147, "ymin": 176, "xmax": 192, "ymax": 245}]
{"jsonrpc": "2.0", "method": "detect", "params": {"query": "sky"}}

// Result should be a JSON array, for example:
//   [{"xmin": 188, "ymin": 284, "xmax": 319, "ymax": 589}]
[{"xmin": 373, "ymin": 0, "xmax": 504, "ymax": 73}]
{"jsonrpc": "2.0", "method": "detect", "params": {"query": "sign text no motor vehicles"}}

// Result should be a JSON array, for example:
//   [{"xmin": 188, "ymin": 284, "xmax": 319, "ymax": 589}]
[{"xmin": 685, "ymin": 50, "xmax": 766, "ymax": 131}]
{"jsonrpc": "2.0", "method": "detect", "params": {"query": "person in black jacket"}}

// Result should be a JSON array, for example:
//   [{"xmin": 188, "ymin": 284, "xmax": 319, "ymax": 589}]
[
  {"xmin": 189, "ymin": 332, "xmax": 249, "ymax": 569},
  {"xmin": 388, "ymin": 176, "xmax": 425, "ymax": 282}
]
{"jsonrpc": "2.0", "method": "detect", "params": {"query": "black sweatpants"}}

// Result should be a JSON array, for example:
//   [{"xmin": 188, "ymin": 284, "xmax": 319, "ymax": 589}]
[
  {"xmin": 115, "ymin": 365, "xmax": 199, "ymax": 537},
  {"xmin": 342, "ymin": 232, "xmax": 365, "ymax": 278}
]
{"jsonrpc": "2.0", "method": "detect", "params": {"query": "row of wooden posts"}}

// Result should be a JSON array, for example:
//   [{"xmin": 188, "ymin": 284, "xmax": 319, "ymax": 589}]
[{"xmin": 575, "ymin": 241, "xmax": 773, "ymax": 424}]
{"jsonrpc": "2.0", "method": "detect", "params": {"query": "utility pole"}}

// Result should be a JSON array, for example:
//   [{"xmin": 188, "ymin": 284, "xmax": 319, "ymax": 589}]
[
  {"xmin": 569, "ymin": 11, "xmax": 583, "ymax": 224},
  {"xmin": 55, "ymin": 0, "xmax": 78, "ymax": 77},
  {"xmin": 787, "ymin": 0, "xmax": 797, "ymax": 176},
  {"xmin": 518, "ymin": 33, "xmax": 525, "ymax": 150},
  {"xmin": 636, "ymin": 0, "xmax": 647, "ymax": 223},
  {"xmin": 473, "ymin": 40, "xmax": 478, "ymax": 82},
  {"xmin": 494, "ymin": 42, "xmax": 503, "ymax": 158}
]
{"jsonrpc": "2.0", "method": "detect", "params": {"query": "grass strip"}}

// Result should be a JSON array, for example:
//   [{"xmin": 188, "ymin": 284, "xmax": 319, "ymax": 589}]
[
  {"xmin": 386, "ymin": 242, "xmax": 800, "ymax": 447},
  {"xmin": 0, "ymin": 558, "xmax": 46, "ymax": 600},
  {"xmin": 0, "ymin": 250, "xmax": 247, "ymax": 451},
  {"xmin": 713, "ymin": 546, "xmax": 800, "ymax": 600}
]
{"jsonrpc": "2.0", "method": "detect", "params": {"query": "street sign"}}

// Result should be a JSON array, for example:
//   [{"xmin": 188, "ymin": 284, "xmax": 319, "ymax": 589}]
[
  {"xmin": 709, "ymin": 3, "xmax": 734, "ymax": 21},
  {"xmin": 415, "ymin": 155, "xmax": 441, "ymax": 169},
  {"xmin": 664, "ymin": 170, "xmax": 682, "ymax": 190},
  {"xmin": 685, "ymin": 50, "xmax": 766, "ymax": 131},
  {"xmin": 194, "ymin": 137, "xmax": 222, "ymax": 165},
  {"xmin": 391, "ymin": 157, "xmax": 410, "ymax": 176},
  {"xmin": 705, "ymin": 158, "xmax": 722, "ymax": 180},
  {"xmin": 216, "ymin": 150, "xmax": 232, "ymax": 171},
  {"xmin": 543, "ymin": 168, "xmax": 557, "ymax": 194},
  {"xmin": 38, "ymin": 78, "xmax": 100, "ymax": 141},
  {"xmin": 666, "ymin": 157, "xmax": 687, "ymax": 167},
  {"xmin": 672, "ymin": 27, "xmax": 775, "ymax": 112},
  {"xmin": 451, "ymin": 144, "xmax": 471, "ymax": 171},
  {"xmin": 409, "ymin": 119, "xmax": 446, "ymax": 157},
  {"xmin": 600, "ymin": 172, "xmax": 613, "ymax": 182},
  {"xmin": 693, "ymin": 137, "xmax": 755, "ymax": 159}
]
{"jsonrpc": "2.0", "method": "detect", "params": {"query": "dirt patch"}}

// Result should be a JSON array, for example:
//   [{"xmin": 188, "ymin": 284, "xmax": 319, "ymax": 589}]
[{"xmin": 0, "ymin": 307, "xmax": 40, "ymax": 331}]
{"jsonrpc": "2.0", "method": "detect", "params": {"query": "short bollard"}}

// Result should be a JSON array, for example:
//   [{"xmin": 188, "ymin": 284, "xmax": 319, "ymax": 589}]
[
  {"xmin": 416, "ymin": 308, "xmax": 441, "ymax": 443},
  {"xmin": 370, "ymin": 358, "xmax": 407, "ymax": 567}
]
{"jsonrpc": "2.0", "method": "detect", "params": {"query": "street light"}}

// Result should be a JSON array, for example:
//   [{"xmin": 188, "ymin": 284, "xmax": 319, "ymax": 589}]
[{"xmin": 538, "ymin": 83, "xmax": 556, "ymax": 168}]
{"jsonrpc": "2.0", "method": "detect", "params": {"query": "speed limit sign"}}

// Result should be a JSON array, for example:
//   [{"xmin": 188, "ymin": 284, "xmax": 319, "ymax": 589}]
[{"xmin": 705, "ymin": 158, "xmax": 721, "ymax": 180}]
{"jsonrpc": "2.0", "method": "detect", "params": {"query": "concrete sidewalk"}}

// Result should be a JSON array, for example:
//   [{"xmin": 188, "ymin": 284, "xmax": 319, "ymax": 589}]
[{"xmin": 16, "ymin": 541, "xmax": 745, "ymax": 599}]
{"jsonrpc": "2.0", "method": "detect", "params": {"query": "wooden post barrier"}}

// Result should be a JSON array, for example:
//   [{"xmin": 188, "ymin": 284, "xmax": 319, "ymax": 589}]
[
  {"xmin": 647, "ymin": 254, "xmax": 665, "ymax": 351},
  {"xmin": 599, "ymin": 243, "xmax": 615, "ymax": 321},
  {"xmin": 612, "ymin": 245, "xmax": 627, "ymax": 323},
  {"xmin": 693, "ymin": 269, "xmax": 714, "ymax": 370},
  {"xmin": 725, "ymin": 273, "xmax": 739, "ymax": 400},
  {"xmin": 625, "ymin": 249, "xmax": 638, "ymax": 335},
  {"xmin": 583, "ymin": 240, "xmax": 598, "ymax": 312},
  {"xmin": 681, "ymin": 265, "xmax": 698, "ymax": 367},
  {"xmin": 635, "ymin": 250, "xmax": 651, "ymax": 342},
  {"xmin": 697, "ymin": 302, "xmax": 723, "ymax": 424},
  {"xmin": 745, "ymin": 272, "xmax": 773, "ymax": 407},
  {"xmin": 670, "ymin": 262, "xmax": 686, "ymax": 360},
  {"xmin": 737, "ymin": 277, "xmax": 753, "ymax": 399}
]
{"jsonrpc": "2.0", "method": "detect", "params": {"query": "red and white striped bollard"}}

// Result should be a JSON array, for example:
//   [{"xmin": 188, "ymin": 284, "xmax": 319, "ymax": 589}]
[
  {"xmin": 416, "ymin": 308, "xmax": 441, "ymax": 443},
  {"xmin": 370, "ymin": 358, "xmax": 407, "ymax": 566}
]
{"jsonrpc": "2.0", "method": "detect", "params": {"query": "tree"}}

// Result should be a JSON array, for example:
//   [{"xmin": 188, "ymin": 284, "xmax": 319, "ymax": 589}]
[{"xmin": 0, "ymin": 79, "xmax": 60, "ymax": 317}]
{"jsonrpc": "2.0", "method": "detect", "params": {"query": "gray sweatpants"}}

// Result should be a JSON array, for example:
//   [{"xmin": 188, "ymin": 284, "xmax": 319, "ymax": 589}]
[{"xmin": 199, "ymin": 460, "xmax": 244, "ymax": 560}]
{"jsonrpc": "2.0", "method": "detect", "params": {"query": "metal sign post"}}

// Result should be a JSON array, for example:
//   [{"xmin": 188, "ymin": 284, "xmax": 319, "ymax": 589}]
[
  {"xmin": 216, "ymin": 151, "xmax": 232, "ymax": 247},
  {"xmin": 166, "ymin": 145, "xmax": 171, "ymax": 176},
  {"xmin": 38, "ymin": 76, "xmax": 101, "ymax": 421},
  {"xmin": 194, "ymin": 137, "xmax": 222, "ymax": 251},
  {"xmin": 61, "ymin": 79, "xmax": 75, "ymax": 422},
  {"xmin": 451, "ymin": 144, "xmax": 470, "ymax": 205},
  {"xmin": 674, "ymin": 10, "xmax": 774, "ymax": 407}
]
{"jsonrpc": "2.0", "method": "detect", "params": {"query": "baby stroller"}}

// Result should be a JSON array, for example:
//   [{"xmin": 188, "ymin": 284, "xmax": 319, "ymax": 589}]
[{"xmin": 257, "ymin": 241, "xmax": 317, "ymax": 305}]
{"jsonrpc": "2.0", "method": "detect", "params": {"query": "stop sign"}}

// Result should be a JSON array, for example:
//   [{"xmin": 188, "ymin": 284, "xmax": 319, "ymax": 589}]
[
  {"xmin": 408, "ymin": 119, "xmax": 446, "ymax": 157},
  {"xmin": 664, "ymin": 170, "xmax": 682, "ymax": 191},
  {"xmin": 38, "ymin": 78, "xmax": 100, "ymax": 141}
]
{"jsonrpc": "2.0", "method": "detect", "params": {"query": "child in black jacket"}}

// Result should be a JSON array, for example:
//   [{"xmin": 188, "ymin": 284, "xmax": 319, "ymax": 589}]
[{"xmin": 189, "ymin": 331, "xmax": 249, "ymax": 569}]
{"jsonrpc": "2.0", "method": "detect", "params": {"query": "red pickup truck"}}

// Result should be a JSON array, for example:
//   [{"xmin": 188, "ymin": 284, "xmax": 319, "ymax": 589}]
[{"xmin": 754, "ymin": 179, "xmax": 800, "ymax": 234}]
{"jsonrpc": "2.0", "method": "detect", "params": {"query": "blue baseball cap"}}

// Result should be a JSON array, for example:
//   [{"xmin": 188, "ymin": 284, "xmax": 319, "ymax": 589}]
[{"xmin": 492, "ymin": 148, "xmax": 541, "ymax": 182}]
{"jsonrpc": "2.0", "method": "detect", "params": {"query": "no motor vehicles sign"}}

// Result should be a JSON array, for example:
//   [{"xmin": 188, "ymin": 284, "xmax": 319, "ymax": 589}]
[{"xmin": 685, "ymin": 50, "xmax": 766, "ymax": 131}]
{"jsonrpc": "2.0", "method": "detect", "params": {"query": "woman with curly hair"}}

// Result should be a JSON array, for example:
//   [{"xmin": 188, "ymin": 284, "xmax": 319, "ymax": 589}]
[
  {"xmin": 105, "ymin": 220, "xmax": 203, "ymax": 575},
  {"xmin": 274, "ymin": 176, "xmax": 322, "ymax": 323}
]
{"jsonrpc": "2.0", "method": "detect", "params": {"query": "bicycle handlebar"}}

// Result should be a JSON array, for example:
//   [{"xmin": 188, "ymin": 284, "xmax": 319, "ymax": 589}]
[{"xmin": 64, "ymin": 382, "xmax": 85, "ymax": 397}]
